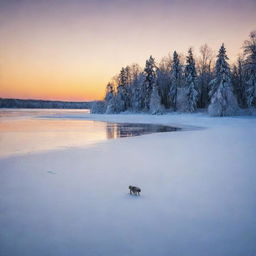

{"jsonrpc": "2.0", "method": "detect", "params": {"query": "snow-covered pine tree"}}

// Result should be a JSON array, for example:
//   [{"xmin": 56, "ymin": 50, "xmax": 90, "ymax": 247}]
[
  {"xmin": 127, "ymin": 63, "xmax": 143, "ymax": 112},
  {"xmin": 115, "ymin": 67, "xmax": 129, "ymax": 112},
  {"xmin": 104, "ymin": 82, "xmax": 114, "ymax": 103},
  {"xmin": 104, "ymin": 82, "xmax": 116, "ymax": 113},
  {"xmin": 183, "ymin": 48, "xmax": 198, "ymax": 112},
  {"xmin": 143, "ymin": 56, "xmax": 157, "ymax": 111},
  {"xmin": 91, "ymin": 101, "xmax": 106, "ymax": 114},
  {"xmin": 124, "ymin": 66, "xmax": 132, "ymax": 109},
  {"xmin": 150, "ymin": 84, "xmax": 163, "ymax": 114},
  {"xmin": 208, "ymin": 44, "xmax": 239, "ymax": 116},
  {"xmin": 169, "ymin": 51, "xmax": 182, "ymax": 111},
  {"xmin": 131, "ymin": 73, "xmax": 144, "ymax": 112},
  {"xmin": 243, "ymin": 31, "xmax": 256, "ymax": 108}
]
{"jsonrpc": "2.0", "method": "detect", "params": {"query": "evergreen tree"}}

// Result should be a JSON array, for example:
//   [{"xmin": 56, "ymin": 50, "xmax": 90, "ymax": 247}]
[
  {"xmin": 183, "ymin": 48, "xmax": 198, "ymax": 112},
  {"xmin": 91, "ymin": 101, "xmax": 106, "ymax": 114},
  {"xmin": 149, "ymin": 86, "xmax": 163, "ymax": 114},
  {"xmin": 232, "ymin": 57, "xmax": 247, "ymax": 108},
  {"xmin": 208, "ymin": 44, "xmax": 239, "ymax": 116},
  {"xmin": 169, "ymin": 51, "xmax": 182, "ymax": 111},
  {"xmin": 124, "ymin": 66, "xmax": 132, "ymax": 109},
  {"xmin": 104, "ymin": 83, "xmax": 114, "ymax": 103},
  {"xmin": 104, "ymin": 82, "xmax": 116, "ymax": 113},
  {"xmin": 131, "ymin": 73, "xmax": 144, "ymax": 112},
  {"xmin": 143, "ymin": 56, "xmax": 157, "ymax": 111},
  {"xmin": 127, "ymin": 63, "xmax": 143, "ymax": 112},
  {"xmin": 243, "ymin": 31, "xmax": 256, "ymax": 108},
  {"xmin": 115, "ymin": 67, "xmax": 129, "ymax": 112}
]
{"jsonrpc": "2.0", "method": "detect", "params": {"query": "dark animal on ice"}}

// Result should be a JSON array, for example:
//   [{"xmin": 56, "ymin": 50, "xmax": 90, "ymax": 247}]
[{"xmin": 129, "ymin": 185, "xmax": 141, "ymax": 196}]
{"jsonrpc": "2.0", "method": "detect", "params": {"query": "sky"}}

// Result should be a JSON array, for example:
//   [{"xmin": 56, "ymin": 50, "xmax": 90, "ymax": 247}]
[{"xmin": 0, "ymin": 0, "xmax": 255, "ymax": 101}]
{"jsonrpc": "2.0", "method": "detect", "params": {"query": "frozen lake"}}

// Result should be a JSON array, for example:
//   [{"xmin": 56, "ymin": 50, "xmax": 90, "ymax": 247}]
[
  {"xmin": 0, "ymin": 111, "xmax": 256, "ymax": 256},
  {"xmin": 0, "ymin": 109, "xmax": 179, "ymax": 158}
]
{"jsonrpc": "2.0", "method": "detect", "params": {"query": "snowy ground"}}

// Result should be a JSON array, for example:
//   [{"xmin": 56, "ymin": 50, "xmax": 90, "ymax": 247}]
[{"xmin": 0, "ymin": 112, "xmax": 256, "ymax": 256}]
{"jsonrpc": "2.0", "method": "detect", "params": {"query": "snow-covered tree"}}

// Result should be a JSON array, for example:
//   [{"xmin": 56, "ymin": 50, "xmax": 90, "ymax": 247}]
[
  {"xmin": 125, "ymin": 66, "xmax": 132, "ymax": 86},
  {"xmin": 143, "ymin": 56, "xmax": 157, "ymax": 111},
  {"xmin": 131, "ymin": 73, "xmax": 144, "ymax": 112},
  {"xmin": 150, "ymin": 84, "xmax": 163, "ymax": 114},
  {"xmin": 232, "ymin": 57, "xmax": 247, "ymax": 108},
  {"xmin": 156, "ymin": 55, "xmax": 172, "ymax": 108},
  {"xmin": 104, "ymin": 83, "xmax": 114, "ymax": 103},
  {"xmin": 208, "ymin": 44, "xmax": 239, "ymax": 116},
  {"xmin": 169, "ymin": 51, "xmax": 182, "ymax": 111},
  {"xmin": 124, "ymin": 66, "xmax": 132, "ymax": 109},
  {"xmin": 176, "ymin": 87, "xmax": 188, "ymax": 112},
  {"xmin": 126, "ymin": 63, "xmax": 143, "ymax": 112},
  {"xmin": 115, "ymin": 67, "xmax": 129, "ymax": 112},
  {"xmin": 243, "ymin": 31, "xmax": 256, "ymax": 108},
  {"xmin": 104, "ymin": 82, "xmax": 117, "ymax": 113},
  {"xmin": 91, "ymin": 101, "xmax": 106, "ymax": 114},
  {"xmin": 197, "ymin": 44, "xmax": 214, "ymax": 108},
  {"xmin": 105, "ymin": 98, "xmax": 117, "ymax": 114},
  {"xmin": 183, "ymin": 48, "xmax": 198, "ymax": 112}
]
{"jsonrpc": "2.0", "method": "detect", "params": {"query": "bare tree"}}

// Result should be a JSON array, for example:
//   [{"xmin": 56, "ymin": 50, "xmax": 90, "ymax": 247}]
[
  {"xmin": 197, "ymin": 44, "xmax": 214, "ymax": 108},
  {"xmin": 129, "ymin": 63, "xmax": 142, "ymax": 81},
  {"xmin": 157, "ymin": 54, "xmax": 172, "ymax": 108}
]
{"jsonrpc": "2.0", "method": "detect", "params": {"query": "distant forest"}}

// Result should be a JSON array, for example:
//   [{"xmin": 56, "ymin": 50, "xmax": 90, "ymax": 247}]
[
  {"xmin": 0, "ymin": 98, "xmax": 92, "ymax": 109},
  {"xmin": 92, "ymin": 31, "xmax": 256, "ymax": 116}
]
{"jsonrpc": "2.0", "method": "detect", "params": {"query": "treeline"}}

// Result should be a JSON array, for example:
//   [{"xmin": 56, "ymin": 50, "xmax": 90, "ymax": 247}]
[
  {"xmin": 93, "ymin": 31, "xmax": 256, "ymax": 116},
  {"xmin": 0, "ymin": 98, "xmax": 92, "ymax": 109}
]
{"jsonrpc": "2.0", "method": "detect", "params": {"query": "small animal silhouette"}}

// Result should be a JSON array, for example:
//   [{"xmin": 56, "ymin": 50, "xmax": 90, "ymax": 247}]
[{"xmin": 129, "ymin": 185, "xmax": 141, "ymax": 196}]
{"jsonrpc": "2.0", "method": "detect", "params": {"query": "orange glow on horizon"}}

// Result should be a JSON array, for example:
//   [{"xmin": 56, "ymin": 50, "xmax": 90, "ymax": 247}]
[{"xmin": 0, "ymin": 0, "xmax": 255, "ymax": 101}]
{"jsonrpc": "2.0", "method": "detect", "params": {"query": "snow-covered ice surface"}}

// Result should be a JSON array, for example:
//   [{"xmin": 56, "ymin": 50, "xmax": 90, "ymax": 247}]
[{"xmin": 0, "ymin": 112, "xmax": 256, "ymax": 256}]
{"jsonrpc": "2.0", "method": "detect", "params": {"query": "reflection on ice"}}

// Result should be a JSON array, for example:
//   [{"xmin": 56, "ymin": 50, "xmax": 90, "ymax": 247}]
[
  {"xmin": 0, "ymin": 109, "xmax": 180, "ymax": 158},
  {"xmin": 106, "ymin": 123, "xmax": 180, "ymax": 139}
]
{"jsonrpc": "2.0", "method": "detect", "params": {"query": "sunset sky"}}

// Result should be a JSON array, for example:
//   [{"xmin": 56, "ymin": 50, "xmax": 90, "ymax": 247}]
[{"xmin": 0, "ymin": 0, "xmax": 255, "ymax": 101}]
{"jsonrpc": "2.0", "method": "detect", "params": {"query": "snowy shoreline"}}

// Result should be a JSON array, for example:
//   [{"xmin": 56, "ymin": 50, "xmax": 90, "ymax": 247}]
[
  {"xmin": 45, "ymin": 111, "xmax": 256, "ymax": 131},
  {"xmin": 1, "ymin": 113, "xmax": 256, "ymax": 256},
  {"xmin": 40, "ymin": 111, "xmax": 251, "ymax": 129}
]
